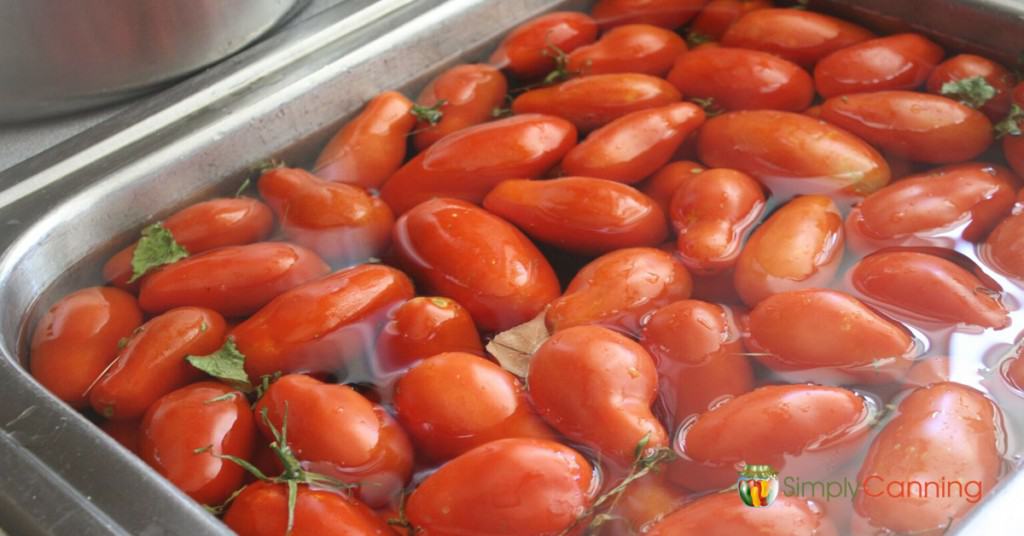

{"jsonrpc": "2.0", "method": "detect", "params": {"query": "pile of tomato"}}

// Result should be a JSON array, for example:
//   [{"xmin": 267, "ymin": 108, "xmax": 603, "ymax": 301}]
[{"xmin": 26, "ymin": 0, "xmax": 1024, "ymax": 534}]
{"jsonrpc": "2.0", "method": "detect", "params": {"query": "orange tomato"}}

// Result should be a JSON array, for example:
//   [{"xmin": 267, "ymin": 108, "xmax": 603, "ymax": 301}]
[
  {"xmin": 488, "ymin": 12, "xmax": 598, "ymax": 80},
  {"xmin": 566, "ymin": 24, "xmax": 687, "ymax": 77},
  {"xmin": 722, "ymin": 8, "xmax": 873, "ymax": 67},
  {"xmin": 412, "ymin": 64, "xmax": 508, "ymax": 151},
  {"xmin": 667, "ymin": 47, "xmax": 814, "ymax": 111},
  {"xmin": 814, "ymin": 34, "xmax": 944, "ymax": 97}
]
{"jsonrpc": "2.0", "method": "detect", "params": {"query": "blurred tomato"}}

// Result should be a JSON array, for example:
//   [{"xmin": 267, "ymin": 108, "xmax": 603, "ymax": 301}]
[
  {"xmin": 373, "ymin": 296, "xmax": 483, "ymax": 375},
  {"xmin": 722, "ymin": 8, "xmax": 873, "ymax": 67},
  {"xmin": 225, "ymin": 481, "xmax": 391, "ymax": 536},
  {"xmin": 646, "ymin": 493, "xmax": 838, "ymax": 535},
  {"xmin": 668, "ymin": 47, "xmax": 814, "ymax": 111},
  {"xmin": 412, "ymin": 64, "xmax": 508, "ymax": 151},
  {"xmin": 814, "ymin": 34, "xmax": 944, "ymax": 97},
  {"xmin": 985, "ymin": 204, "xmax": 1024, "ymax": 280},
  {"xmin": 100, "ymin": 419, "xmax": 141, "ymax": 454},
  {"xmin": 591, "ymin": 0, "xmax": 708, "ymax": 30},
  {"xmin": 488, "ymin": 12, "xmax": 598, "ymax": 79},
  {"xmin": 567, "ymin": 23, "xmax": 686, "ymax": 77},
  {"xmin": 689, "ymin": 0, "xmax": 773, "ymax": 41}
]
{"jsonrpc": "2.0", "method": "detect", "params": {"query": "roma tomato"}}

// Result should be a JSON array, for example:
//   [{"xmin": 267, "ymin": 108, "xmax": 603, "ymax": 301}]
[
  {"xmin": 734, "ymin": 195, "xmax": 844, "ymax": 306},
  {"xmin": 138, "ymin": 242, "xmax": 330, "ymax": 317},
  {"xmin": 30, "ymin": 287, "xmax": 143, "ymax": 408},
  {"xmin": 722, "ymin": 8, "xmax": 874, "ymax": 67},
  {"xmin": 234, "ymin": 264, "xmax": 414, "ymax": 379},
  {"xmin": 313, "ymin": 91, "xmax": 415, "ymax": 189},
  {"xmin": 412, "ymin": 64, "xmax": 508, "ymax": 151},
  {"xmin": 258, "ymin": 167, "xmax": 393, "ymax": 265},
  {"xmin": 566, "ymin": 24, "xmax": 686, "ymax": 77},
  {"xmin": 670, "ymin": 168, "xmax": 765, "ymax": 275},
  {"xmin": 379, "ymin": 114, "xmax": 576, "ymax": 214},
  {"xmin": 609, "ymin": 471, "xmax": 686, "ymax": 532},
  {"xmin": 640, "ymin": 300, "xmax": 754, "ymax": 424},
  {"xmin": 849, "ymin": 251, "xmax": 1009, "ymax": 328},
  {"xmin": 689, "ymin": 0, "xmax": 773, "ymax": 41},
  {"xmin": 814, "ymin": 34, "xmax": 944, "ymax": 97},
  {"xmin": 394, "ymin": 352, "xmax": 553, "ymax": 461},
  {"xmin": 139, "ymin": 382, "xmax": 254, "ymax": 505},
  {"xmin": 255, "ymin": 374, "xmax": 413, "ymax": 508},
  {"xmin": 90, "ymin": 307, "xmax": 226, "ymax": 420},
  {"xmin": 373, "ymin": 296, "xmax": 483, "ymax": 375},
  {"xmin": 225, "ymin": 481, "xmax": 391, "ymax": 536},
  {"xmin": 641, "ymin": 160, "xmax": 705, "ymax": 218},
  {"xmin": 591, "ymin": 0, "xmax": 707, "ymax": 30},
  {"xmin": 820, "ymin": 91, "xmax": 993, "ymax": 164},
  {"xmin": 488, "ymin": 11, "xmax": 598, "ymax": 80},
  {"xmin": 546, "ymin": 247, "xmax": 692, "ymax": 335},
  {"xmin": 511, "ymin": 73, "xmax": 681, "ymax": 132},
  {"xmin": 984, "ymin": 204, "xmax": 1024, "ymax": 280},
  {"xmin": 392, "ymin": 198, "xmax": 560, "ymax": 332},
  {"xmin": 646, "ymin": 493, "xmax": 838, "ymax": 536},
  {"xmin": 561, "ymin": 103, "xmax": 705, "ymax": 183},
  {"xmin": 406, "ymin": 438, "xmax": 593, "ymax": 535},
  {"xmin": 667, "ymin": 47, "xmax": 814, "ymax": 112},
  {"xmin": 482, "ymin": 177, "xmax": 667, "ymax": 254},
  {"xmin": 697, "ymin": 110, "xmax": 891, "ymax": 197},
  {"xmin": 529, "ymin": 325, "xmax": 667, "ymax": 467},
  {"xmin": 927, "ymin": 53, "xmax": 1016, "ymax": 121},
  {"xmin": 103, "ymin": 197, "xmax": 274, "ymax": 290},
  {"xmin": 854, "ymin": 383, "xmax": 1003, "ymax": 534}
]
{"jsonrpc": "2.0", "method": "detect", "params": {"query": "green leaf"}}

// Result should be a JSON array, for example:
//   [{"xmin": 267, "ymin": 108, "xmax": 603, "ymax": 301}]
[
  {"xmin": 633, "ymin": 432, "xmax": 652, "ymax": 461},
  {"xmin": 235, "ymin": 177, "xmax": 252, "ymax": 198},
  {"xmin": 690, "ymin": 97, "xmax": 723, "ymax": 117},
  {"xmin": 685, "ymin": 31, "xmax": 712, "ymax": 48},
  {"xmin": 128, "ymin": 223, "xmax": 189, "ymax": 283},
  {"xmin": 995, "ymin": 103, "xmax": 1024, "ymax": 138},
  {"xmin": 410, "ymin": 100, "xmax": 447, "ymax": 126},
  {"xmin": 186, "ymin": 337, "xmax": 253, "ymax": 392},
  {"xmin": 941, "ymin": 76, "xmax": 997, "ymax": 109}
]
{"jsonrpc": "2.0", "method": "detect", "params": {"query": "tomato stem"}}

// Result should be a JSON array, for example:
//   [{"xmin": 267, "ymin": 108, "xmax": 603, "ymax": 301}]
[{"xmin": 410, "ymin": 100, "xmax": 447, "ymax": 126}]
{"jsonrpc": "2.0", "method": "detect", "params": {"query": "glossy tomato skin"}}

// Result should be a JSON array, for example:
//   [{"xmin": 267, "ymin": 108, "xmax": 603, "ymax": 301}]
[
  {"xmin": 313, "ymin": 91, "xmax": 416, "ymax": 189},
  {"xmin": 488, "ymin": 11, "xmax": 598, "ymax": 80},
  {"xmin": 529, "ymin": 325, "xmax": 666, "ymax": 467},
  {"xmin": 722, "ymin": 8, "xmax": 874, "ymax": 67},
  {"xmin": 670, "ymin": 168, "xmax": 766, "ymax": 275},
  {"xmin": 406, "ymin": 438, "xmax": 593, "ymax": 535},
  {"xmin": 854, "ymin": 383, "xmax": 1003, "ymax": 534},
  {"xmin": 641, "ymin": 160, "xmax": 705, "ymax": 218},
  {"xmin": 697, "ymin": 110, "xmax": 891, "ymax": 197},
  {"xmin": 850, "ymin": 251, "xmax": 1009, "ymax": 328},
  {"xmin": 394, "ymin": 352, "xmax": 553, "ymax": 462},
  {"xmin": 689, "ymin": 0, "xmax": 773, "ymax": 40},
  {"xmin": 103, "ymin": 197, "xmax": 274, "ymax": 290},
  {"xmin": 138, "ymin": 242, "xmax": 330, "ymax": 317},
  {"xmin": 734, "ymin": 195, "xmax": 844, "ymax": 306},
  {"xmin": 483, "ymin": 177, "xmax": 667, "ymax": 254},
  {"xmin": 259, "ymin": 167, "xmax": 393, "ymax": 265},
  {"xmin": 640, "ymin": 300, "xmax": 753, "ymax": 425},
  {"xmin": 379, "ymin": 114, "xmax": 577, "ymax": 214},
  {"xmin": 511, "ymin": 73, "xmax": 681, "ymax": 132},
  {"xmin": 413, "ymin": 64, "xmax": 508, "ymax": 151},
  {"xmin": 646, "ymin": 493, "xmax": 838, "ymax": 536},
  {"xmin": 928, "ymin": 54, "xmax": 1016, "ymax": 120},
  {"xmin": 591, "ymin": 0, "xmax": 707, "ymax": 30},
  {"xmin": 561, "ymin": 103, "xmax": 706, "ymax": 183},
  {"xmin": 234, "ymin": 264, "xmax": 414, "ymax": 379},
  {"xmin": 814, "ymin": 34, "xmax": 944, "ymax": 97},
  {"xmin": 667, "ymin": 47, "xmax": 814, "ymax": 112},
  {"xmin": 140, "ymin": 382, "xmax": 254, "ymax": 505},
  {"xmin": 224, "ymin": 481, "xmax": 392, "ymax": 536},
  {"xmin": 373, "ymin": 296, "xmax": 483, "ymax": 375},
  {"xmin": 985, "ymin": 206, "xmax": 1024, "ymax": 280},
  {"xmin": 547, "ymin": 247, "xmax": 692, "ymax": 335},
  {"xmin": 392, "ymin": 198, "xmax": 560, "ymax": 332},
  {"xmin": 1007, "ymin": 353, "xmax": 1024, "ymax": 390},
  {"xmin": 30, "ymin": 287, "xmax": 143, "ymax": 408},
  {"xmin": 90, "ymin": 307, "xmax": 226, "ymax": 420},
  {"xmin": 820, "ymin": 91, "xmax": 993, "ymax": 164},
  {"xmin": 566, "ymin": 24, "xmax": 686, "ymax": 77}
]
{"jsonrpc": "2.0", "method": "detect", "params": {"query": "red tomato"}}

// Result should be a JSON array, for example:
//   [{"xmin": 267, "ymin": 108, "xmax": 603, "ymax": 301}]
[
  {"xmin": 640, "ymin": 300, "xmax": 753, "ymax": 424},
  {"xmin": 483, "ymin": 177, "xmax": 667, "ymax": 254},
  {"xmin": 734, "ymin": 195, "xmax": 844, "ymax": 306},
  {"xmin": 641, "ymin": 160, "xmax": 705, "ymax": 218},
  {"xmin": 257, "ymin": 167, "xmax": 393, "ymax": 265},
  {"xmin": 646, "ymin": 493, "xmax": 838, "ymax": 535},
  {"xmin": 488, "ymin": 12, "xmax": 598, "ymax": 80},
  {"xmin": 667, "ymin": 47, "xmax": 814, "ymax": 112},
  {"xmin": 689, "ymin": 0, "xmax": 773, "ymax": 41},
  {"xmin": 412, "ymin": 64, "xmax": 508, "ymax": 151},
  {"xmin": 30, "ymin": 287, "xmax": 143, "ymax": 408},
  {"xmin": 850, "ymin": 251, "xmax": 1009, "ymax": 328},
  {"xmin": 854, "ymin": 383, "xmax": 1003, "ymax": 534},
  {"xmin": 697, "ymin": 110, "xmax": 891, "ymax": 197},
  {"xmin": 591, "ymin": 0, "xmax": 708, "ymax": 30},
  {"xmin": 138, "ymin": 242, "xmax": 330, "ymax": 317},
  {"xmin": 90, "ymin": 307, "xmax": 226, "ymax": 420},
  {"xmin": 406, "ymin": 438, "xmax": 593, "ymax": 534},
  {"xmin": 511, "ymin": 73, "xmax": 681, "ymax": 132},
  {"xmin": 224, "ymin": 481, "xmax": 392, "ymax": 536},
  {"xmin": 234, "ymin": 264, "xmax": 413, "ymax": 379},
  {"xmin": 529, "ymin": 325, "xmax": 667, "ymax": 467},
  {"xmin": 984, "ymin": 209, "xmax": 1024, "ymax": 280},
  {"xmin": 100, "ymin": 419, "xmax": 141, "ymax": 454},
  {"xmin": 609, "ymin": 471, "xmax": 687, "ymax": 532},
  {"xmin": 927, "ymin": 54, "xmax": 1016, "ymax": 120},
  {"xmin": 394, "ymin": 352, "xmax": 553, "ymax": 461},
  {"xmin": 379, "ymin": 114, "xmax": 577, "ymax": 214},
  {"xmin": 392, "ymin": 198, "xmax": 560, "ymax": 332},
  {"xmin": 103, "ymin": 197, "xmax": 274, "ymax": 290},
  {"xmin": 313, "ymin": 91, "xmax": 416, "ymax": 189},
  {"xmin": 722, "ymin": 8, "xmax": 874, "ymax": 67},
  {"xmin": 670, "ymin": 168, "xmax": 766, "ymax": 275},
  {"xmin": 373, "ymin": 296, "xmax": 483, "ymax": 375},
  {"xmin": 1004, "ymin": 128, "xmax": 1024, "ymax": 179},
  {"xmin": 561, "ymin": 103, "xmax": 706, "ymax": 183},
  {"xmin": 904, "ymin": 355, "xmax": 953, "ymax": 388},
  {"xmin": 566, "ymin": 24, "xmax": 687, "ymax": 77},
  {"xmin": 139, "ymin": 382, "xmax": 254, "ymax": 505},
  {"xmin": 546, "ymin": 247, "xmax": 693, "ymax": 335},
  {"xmin": 814, "ymin": 34, "xmax": 944, "ymax": 97}
]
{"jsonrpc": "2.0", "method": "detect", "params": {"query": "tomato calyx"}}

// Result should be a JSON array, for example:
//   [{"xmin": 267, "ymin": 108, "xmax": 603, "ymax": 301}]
[
  {"xmin": 685, "ymin": 31, "xmax": 712, "ymax": 48},
  {"xmin": 689, "ymin": 97, "xmax": 723, "ymax": 117},
  {"xmin": 995, "ymin": 103, "xmax": 1024, "ymax": 138},
  {"xmin": 410, "ymin": 100, "xmax": 447, "ymax": 126},
  {"xmin": 941, "ymin": 76, "xmax": 997, "ymax": 109},
  {"xmin": 128, "ymin": 223, "xmax": 190, "ymax": 283},
  {"xmin": 187, "ymin": 337, "xmax": 254, "ymax": 393}
]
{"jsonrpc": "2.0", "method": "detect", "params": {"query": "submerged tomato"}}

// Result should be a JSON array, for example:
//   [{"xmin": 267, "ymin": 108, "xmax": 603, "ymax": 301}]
[
  {"xmin": 689, "ymin": 0, "xmax": 773, "ymax": 40},
  {"xmin": 566, "ymin": 23, "xmax": 687, "ymax": 77},
  {"xmin": 927, "ymin": 53, "xmax": 1016, "ymax": 121},
  {"xmin": 591, "ymin": 0, "xmax": 707, "ymax": 30},
  {"xmin": 225, "ymin": 482, "xmax": 391, "ymax": 536},
  {"xmin": 985, "ymin": 205, "xmax": 1024, "ymax": 280},
  {"xmin": 641, "ymin": 160, "xmax": 706, "ymax": 218},
  {"xmin": 373, "ymin": 296, "xmax": 483, "ymax": 375},
  {"xmin": 814, "ymin": 34, "xmax": 944, "ymax": 97},
  {"xmin": 667, "ymin": 47, "xmax": 814, "ymax": 112},
  {"xmin": 1007, "ymin": 353, "xmax": 1024, "ymax": 391},
  {"xmin": 646, "ymin": 493, "xmax": 838, "ymax": 535},
  {"xmin": 722, "ymin": 9, "xmax": 874, "ymax": 67},
  {"xmin": 488, "ymin": 11, "xmax": 598, "ymax": 80},
  {"xmin": 412, "ymin": 64, "xmax": 508, "ymax": 151}
]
